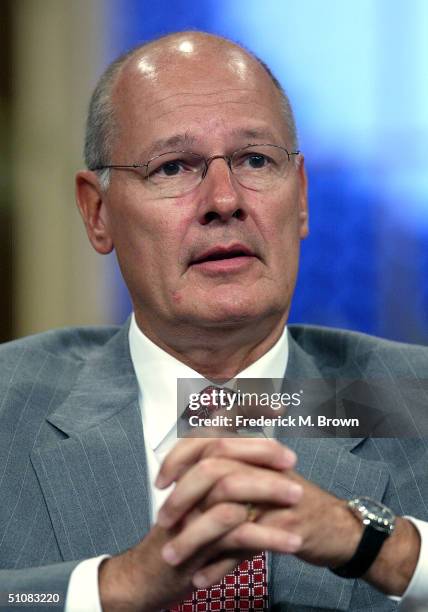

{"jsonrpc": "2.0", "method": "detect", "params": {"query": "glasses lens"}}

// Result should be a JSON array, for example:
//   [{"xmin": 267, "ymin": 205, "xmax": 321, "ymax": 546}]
[
  {"xmin": 147, "ymin": 151, "xmax": 205, "ymax": 197},
  {"xmin": 231, "ymin": 145, "xmax": 292, "ymax": 189}
]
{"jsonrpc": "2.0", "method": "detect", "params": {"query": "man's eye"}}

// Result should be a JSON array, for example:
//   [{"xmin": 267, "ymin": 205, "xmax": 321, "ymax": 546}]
[
  {"xmin": 247, "ymin": 154, "xmax": 268, "ymax": 169},
  {"xmin": 236, "ymin": 153, "xmax": 272, "ymax": 170},
  {"xmin": 158, "ymin": 161, "xmax": 183, "ymax": 176}
]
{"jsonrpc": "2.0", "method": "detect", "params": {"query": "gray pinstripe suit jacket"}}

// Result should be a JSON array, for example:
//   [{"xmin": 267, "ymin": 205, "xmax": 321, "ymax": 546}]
[{"xmin": 0, "ymin": 320, "xmax": 427, "ymax": 611}]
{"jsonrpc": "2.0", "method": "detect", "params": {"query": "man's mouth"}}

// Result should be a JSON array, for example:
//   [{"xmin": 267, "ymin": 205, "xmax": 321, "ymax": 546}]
[
  {"xmin": 189, "ymin": 244, "xmax": 259, "ymax": 273},
  {"xmin": 190, "ymin": 244, "xmax": 257, "ymax": 265}
]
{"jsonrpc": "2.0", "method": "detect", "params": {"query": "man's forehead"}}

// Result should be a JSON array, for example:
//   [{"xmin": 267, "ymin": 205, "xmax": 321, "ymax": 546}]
[
  {"xmin": 110, "ymin": 33, "xmax": 288, "ymax": 154},
  {"xmin": 126, "ymin": 32, "xmax": 258, "ymax": 75},
  {"xmin": 114, "ymin": 33, "xmax": 277, "ymax": 106}
]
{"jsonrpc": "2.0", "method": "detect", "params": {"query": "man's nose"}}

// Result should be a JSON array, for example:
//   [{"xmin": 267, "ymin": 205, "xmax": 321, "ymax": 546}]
[{"xmin": 196, "ymin": 157, "xmax": 247, "ymax": 225}]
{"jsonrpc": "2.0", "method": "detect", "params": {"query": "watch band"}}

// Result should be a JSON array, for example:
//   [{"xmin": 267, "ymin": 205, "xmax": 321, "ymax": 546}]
[{"xmin": 331, "ymin": 521, "xmax": 390, "ymax": 578}]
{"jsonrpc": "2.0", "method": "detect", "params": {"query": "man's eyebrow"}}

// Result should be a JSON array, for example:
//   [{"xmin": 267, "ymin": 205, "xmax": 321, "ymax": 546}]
[
  {"xmin": 143, "ymin": 127, "xmax": 280, "ymax": 160},
  {"xmin": 145, "ymin": 133, "xmax": 197, "ymax": 158}
]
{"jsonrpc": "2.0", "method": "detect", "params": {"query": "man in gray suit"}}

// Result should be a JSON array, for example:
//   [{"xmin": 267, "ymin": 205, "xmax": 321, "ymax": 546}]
[{"xmin": 1, "ymin": 31, "xmax": 427, "ymax": 611}]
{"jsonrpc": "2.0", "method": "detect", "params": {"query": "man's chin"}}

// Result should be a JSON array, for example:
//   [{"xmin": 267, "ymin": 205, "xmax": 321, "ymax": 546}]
[{"xmin": 179, "ymin": 301, "xmax": 276, "ymax": 329}]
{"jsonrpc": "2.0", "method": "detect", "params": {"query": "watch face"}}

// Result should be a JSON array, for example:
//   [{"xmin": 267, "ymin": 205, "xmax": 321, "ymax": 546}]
[{"xmin": 349, "ymin": 496, "xmax": 396, "ymax": 533}]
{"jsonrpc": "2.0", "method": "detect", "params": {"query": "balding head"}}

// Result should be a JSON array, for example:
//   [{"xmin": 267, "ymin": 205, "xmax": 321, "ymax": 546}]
[{"xmin": 84, "ymin": 31, "xmax": 297, "ymax": 187}]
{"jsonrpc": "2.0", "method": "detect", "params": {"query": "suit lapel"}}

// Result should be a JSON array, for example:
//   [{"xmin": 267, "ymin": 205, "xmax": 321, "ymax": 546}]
[
  {"xmin": 270, "ymin": 331, "xmax": 390, "ymax": 610},
  {"xmin": 30, "ymin": 322, "xmax": 152, "ymax": 561}
]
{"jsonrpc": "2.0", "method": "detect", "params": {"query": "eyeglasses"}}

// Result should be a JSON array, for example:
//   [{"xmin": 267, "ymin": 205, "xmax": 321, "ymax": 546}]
[{"xmin": 91, "ymin": 144, "xmax": 300, "ymax": 198}]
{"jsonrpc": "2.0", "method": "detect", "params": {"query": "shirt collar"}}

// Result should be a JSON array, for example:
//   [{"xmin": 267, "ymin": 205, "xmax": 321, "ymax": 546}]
[{"xmin": 128, "ymin": 313, "xmax": 289, "ymax": 450}]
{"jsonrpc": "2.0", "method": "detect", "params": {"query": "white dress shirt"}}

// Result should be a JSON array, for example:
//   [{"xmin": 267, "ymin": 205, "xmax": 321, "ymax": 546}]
[{"xmin": 65, "ymin": 315, "xmax": 428, "ymax": 611}]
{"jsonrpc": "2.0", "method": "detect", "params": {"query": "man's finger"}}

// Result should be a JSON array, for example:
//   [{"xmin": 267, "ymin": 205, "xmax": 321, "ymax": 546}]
[
  {"xmin": 156, "ymin": 438, "xmax": 296, "ymax": 489},
  {"xmin": 203, "ymin": 470, "xmax": 303, "ymax": 509},
  {"xmin": 220, "ymin": 521, "xmax": 302, "ymax": 555},
  {"xmin": 161, "ymin": 502, "xmax": 248, "ymax": 565},
  {"xmin": 192, "ymin": 558, "xmax": 242, "ymax": 589},
  {"xmin": 157, "ymin": 459, "xmax": 303, "ymax": 528},
  {"xmin": 157, "ymin": 458, "xmax": 242, "ymax": 527},
  {"xmin": 162, "ymin": 503, "xmax": 302, "ymax": 566}
]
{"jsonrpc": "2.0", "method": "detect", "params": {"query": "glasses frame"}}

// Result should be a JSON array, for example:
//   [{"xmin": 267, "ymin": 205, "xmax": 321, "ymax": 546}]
[{"xmin": 90, "ymin": 143, "xmax": 300, "ymax": 192}]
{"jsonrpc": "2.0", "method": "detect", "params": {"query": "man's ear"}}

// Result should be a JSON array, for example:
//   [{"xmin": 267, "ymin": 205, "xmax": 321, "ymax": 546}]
[
  {"xmin": 75, "ymin": 170, "xmax": 114, "ymax": 254},
  {"xmin": 297, "ymin": 154, "xmax": 309, "ymax": 239}
]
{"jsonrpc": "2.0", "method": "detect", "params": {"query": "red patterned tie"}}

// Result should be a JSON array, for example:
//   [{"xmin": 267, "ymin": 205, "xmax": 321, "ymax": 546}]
[
  {"xmin": 169, "ymin": 553, "xmax": 268, "ymax": 611},
  {"xmin": 173, "ymin": 387, "xmax": 269, "ymax": 611}
]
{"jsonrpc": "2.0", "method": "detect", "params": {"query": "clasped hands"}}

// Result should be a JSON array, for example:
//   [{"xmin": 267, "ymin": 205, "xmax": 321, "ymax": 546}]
[
  {"xmin": 100, "ymin": 437, "xmax": 364, "ymax": 612},
  {"xmin": 155, "ymin": 437, "xmax": 360, "ymax": 589},
  {"xmin": 100, "ymin": 437, "xmax": 416, "ymax": 611}
]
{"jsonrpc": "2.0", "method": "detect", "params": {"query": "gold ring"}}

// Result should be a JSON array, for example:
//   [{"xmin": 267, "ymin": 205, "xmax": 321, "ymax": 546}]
[{"xmin": 246, "ymin": 503, "xmax": 258, "ymax": 522}]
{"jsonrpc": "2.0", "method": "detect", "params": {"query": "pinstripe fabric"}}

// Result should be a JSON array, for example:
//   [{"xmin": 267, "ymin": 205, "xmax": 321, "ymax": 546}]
[
  {"xmin": 0, "ymin": 320, "xmax": 427, "ymax": 610},
  {"xmin": 269, "ymin": 327, "xmax": 428, "ymax": 611}
]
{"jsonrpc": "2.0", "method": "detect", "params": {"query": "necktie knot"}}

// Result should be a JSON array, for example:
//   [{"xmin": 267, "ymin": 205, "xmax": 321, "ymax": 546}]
[{"xmin": 182, "ymin": 385, "xmax": 236, "ymax": 420}]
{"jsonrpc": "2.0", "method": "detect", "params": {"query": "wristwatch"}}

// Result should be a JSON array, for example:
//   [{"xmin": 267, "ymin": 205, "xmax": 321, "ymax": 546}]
[{"xmin": 331, "ymin": 496, "xmax": 396, "ymax": 578}]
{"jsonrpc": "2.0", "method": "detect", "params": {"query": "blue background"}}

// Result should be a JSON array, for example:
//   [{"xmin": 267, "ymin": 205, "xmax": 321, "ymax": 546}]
[{"xmin": 105, "ymin": 0, "xmax": 428, "ymax": 344}]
